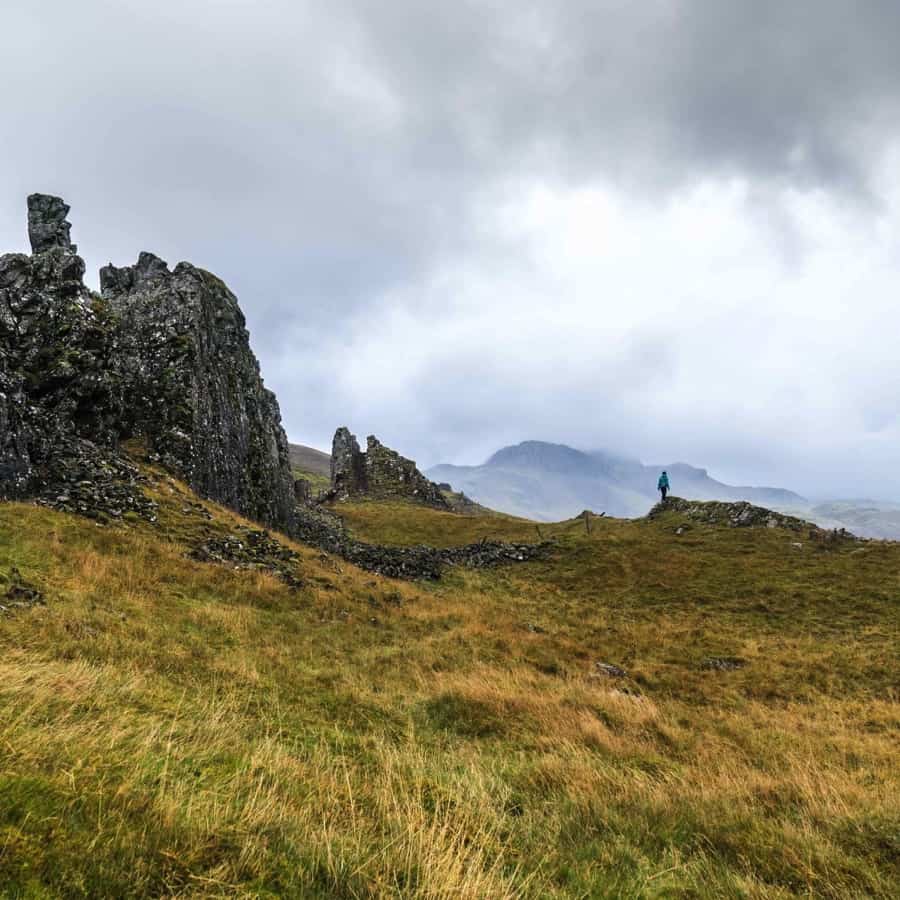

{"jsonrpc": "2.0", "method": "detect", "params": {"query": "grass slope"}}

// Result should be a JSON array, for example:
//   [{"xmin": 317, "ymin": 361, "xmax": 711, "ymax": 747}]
[
  {"xmin": 0, "ymin": 480, "xmax": 897, "ymax": 898},
  {"xmin": 288, "ymin": 443, "xmax": 331, "ymax": 493}
]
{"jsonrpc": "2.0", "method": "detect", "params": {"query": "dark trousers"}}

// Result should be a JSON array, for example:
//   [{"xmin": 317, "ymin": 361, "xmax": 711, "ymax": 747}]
[{"xmin": 660, "ymin": 486, "xmax": 668, "ymax": 500}]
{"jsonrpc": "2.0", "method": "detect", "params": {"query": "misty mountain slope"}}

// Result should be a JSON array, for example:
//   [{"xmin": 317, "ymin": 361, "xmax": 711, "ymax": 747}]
[
  {"xmin": 429, "ymin": 440, "xmax": 805, "ymax": 521},
  {"xmin": 803, "ymin": 500, "xmax": 900, "ymax": 540}
]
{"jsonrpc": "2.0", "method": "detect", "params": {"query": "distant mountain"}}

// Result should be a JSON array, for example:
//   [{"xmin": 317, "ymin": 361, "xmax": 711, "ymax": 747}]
[
  {"xmin": 428, "ymin": 440, "xmax": 806, "ymax": 522},
  {"xmin": 795, "ymin": 500, "xmax": 900, "ymax": 541}
]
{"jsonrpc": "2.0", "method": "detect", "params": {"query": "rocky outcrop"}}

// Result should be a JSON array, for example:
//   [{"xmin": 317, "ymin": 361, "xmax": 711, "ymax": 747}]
[
  {"xmin": 100, "ymin": 252, "xmax": 296, "ymax": 530},
  {"xmin": 648, "ymin": 497, "xmax": 826, "ymax": 533},
  {"xmin": 330, "ymin": 427, "xmax": 366, "ymax": 498},
  {"xmin": 27, "ymin": 194, "xmax": 77, "ymax": 254},
  {"xmin": 0, "ymin": 194, "xmax": 294, "ymax": 529},
  {"xmin": 328, "ymin": 427, "xmax": 450, "ymax": 508},
  {"xmin": 1, "ymin": 194, "xmax": 546, "ymax": 581},
  {"xmin": 0, "ymin": 195, "xmax": 130, "ymax": 510}
]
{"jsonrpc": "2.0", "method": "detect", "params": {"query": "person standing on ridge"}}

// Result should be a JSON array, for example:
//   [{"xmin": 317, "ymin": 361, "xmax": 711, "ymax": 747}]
[{"xmin": 658, "ymin": 470, "xmax": 670, "ymax": 501}]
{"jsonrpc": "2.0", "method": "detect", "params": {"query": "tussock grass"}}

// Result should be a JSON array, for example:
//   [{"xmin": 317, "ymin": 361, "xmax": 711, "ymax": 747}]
[{"xmin": 0, "ymin": 483, "xmax": 897, "ymax": 896}]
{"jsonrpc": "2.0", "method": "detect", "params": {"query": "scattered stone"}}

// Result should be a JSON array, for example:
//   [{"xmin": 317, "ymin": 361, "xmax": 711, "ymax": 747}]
[
  {"xmin": 189, "ymin": 527, "xmax": 303, "ymax": 589},
  {"xmin": 0, "ymin": 567, "xmax": 45, "ymax": 614},
  {"xmin": 701, "ymin": 657, "xmax": 747, "ymax": 671},
  {"xmin": 292, "ymin": 502, "xmax": 549, "ymax": 580},
  {"xmin": 591, "ymin": 662, "xmax": 627, "ymax": 678}
]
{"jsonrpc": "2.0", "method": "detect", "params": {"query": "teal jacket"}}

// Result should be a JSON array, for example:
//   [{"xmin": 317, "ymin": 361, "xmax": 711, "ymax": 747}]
[{"xmin": 658, "ymin": 473, "xmax": 669, "ymax": 490}]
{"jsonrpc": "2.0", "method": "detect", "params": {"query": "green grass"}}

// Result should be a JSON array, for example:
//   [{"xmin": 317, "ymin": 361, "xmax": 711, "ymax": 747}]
[
  {"xmin": 291, "ymin": 466, "xmax": 331, "ymax": 494},
  {"xmin": 0, "ymin": 481, "xmax": 897, "ymax": 897}
]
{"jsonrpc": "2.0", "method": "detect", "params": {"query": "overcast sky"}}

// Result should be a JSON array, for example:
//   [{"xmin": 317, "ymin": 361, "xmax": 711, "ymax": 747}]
[{"xmin": 3, "ymin": 1, "xmax": 900, "ymax": 500}]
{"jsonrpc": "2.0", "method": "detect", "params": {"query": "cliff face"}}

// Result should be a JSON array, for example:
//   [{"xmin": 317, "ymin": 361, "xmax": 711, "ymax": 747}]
[
  {"xmin": 0, "ymin": 194, "xmax": 543, "ymax": 580},
  {"xmin": 329, "ymin": 427, "xmax": 449, "ymax": 509},
  {"xmin": 0, "ymin": 194, "xmax": 295, "ymax": 529},
  {"xmin": 100, "ymin": 253, "xmax": 296, "ymax": 531}
]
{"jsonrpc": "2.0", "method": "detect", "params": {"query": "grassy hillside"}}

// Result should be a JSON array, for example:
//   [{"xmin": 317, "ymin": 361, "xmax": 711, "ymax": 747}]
[
  {"xmin": 288, "ymin": 442, "xmax": 331, "ymax": 493},
  {"xmin": 0, "ymin": 478, "xmax": 897, "ymax": 897}
]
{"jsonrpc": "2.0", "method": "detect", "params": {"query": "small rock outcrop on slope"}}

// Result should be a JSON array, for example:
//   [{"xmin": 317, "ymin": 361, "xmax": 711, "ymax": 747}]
[
  {"xmin": 648, "ymin": 497, "xmax": 852, "ymax": 537},
  {"xmin": 328, "ymin": 427, "xmax": 450, "ymax": 509},
  {"xmin": 100, "ymin": 253, "xmax": 296, "ymax": 531}
]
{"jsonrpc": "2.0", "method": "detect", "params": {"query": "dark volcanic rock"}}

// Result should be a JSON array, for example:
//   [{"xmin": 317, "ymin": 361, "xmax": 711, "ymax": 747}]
[
  {"xmin": 294, "ymin": 478, "xmax": 312, "ymax": 504},
  {"xmin": 0, "ymin": 196, "xmax": 127, "ymax": 511},
  {"xmin": 649, "ymin": 497, "xmax": 818, "ymax": 532},
  {"xmin": 327, "ymin": 427, "xmax": 450, "ymax": 509},
  {"xmin": 1, "ymin": 194, "xmax": 293, "ymax": 528},
  {"xmin": 100, "ymin": 252, "xmax": 296, "ymax": 531},
  {"xmin": 365, "ymin": 435, "xmax": 449, "ymax": 507},
  {"xmin": 331, "ymin": 427, "xmax": 366, "ymax": 498},
  {"xmin": 27, "ymin": 193, "xmax": 76, "ymax": 254}
]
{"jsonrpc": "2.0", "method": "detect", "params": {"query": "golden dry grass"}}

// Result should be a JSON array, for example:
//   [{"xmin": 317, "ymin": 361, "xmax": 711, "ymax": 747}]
[{"xmin": 0, "ymin": 480, "xmax": 897, "ymax": 897}]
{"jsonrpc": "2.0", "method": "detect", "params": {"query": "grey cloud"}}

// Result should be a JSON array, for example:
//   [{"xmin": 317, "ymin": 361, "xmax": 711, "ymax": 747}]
[{"xmin": 2, "ymin": 1, "xmax": 899, "ymax": 499}]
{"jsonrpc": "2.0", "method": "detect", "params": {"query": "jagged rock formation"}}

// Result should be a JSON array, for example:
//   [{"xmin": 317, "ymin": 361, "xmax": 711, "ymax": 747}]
[
  {"xmin": 328, "ymin": 427, "xmax": 449, "ymax": 508},
  {"xmin": 1, "ymin": 194, "xmax": 294, "ymax": 529},
  {"xmin": 331, "ymin": 427, "xmax": 367, "ymax": 498},
  {"xmin": 1, "ymin": 194, "xmax": 544, "ymax": 580},
  {"xmin": 100, "ymin": 252, "xmax": 296, "ymax": 530},
  {"xmin": 0, "ymin": 195, "xmax": 151, "ymax": 517}
]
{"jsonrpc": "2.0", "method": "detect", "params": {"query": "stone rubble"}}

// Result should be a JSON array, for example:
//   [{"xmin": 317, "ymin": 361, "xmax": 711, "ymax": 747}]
[
  {"xmin": 649, "ymin": 497, "xmax": 854, "ymax": 539},
  {"xmin": 0, "ymin": 567, "xmax": 45, "ymax": 615},
  {"xmin": 292, "ymin": 502, "xmax": 550, "ymax": 580},
  {"xmin": 189, "ymin": 527, "xmax": 304, "ymax": 589},
  {"xmin": 701, "ymin": 657, "xmax": 747, "ymax": 672},
  {"xmin": 590, "ymin": 662, "xmax": 628, "ymax": 678}
]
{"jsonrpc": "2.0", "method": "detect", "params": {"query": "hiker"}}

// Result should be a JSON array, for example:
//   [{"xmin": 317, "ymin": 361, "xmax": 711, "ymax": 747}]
[{"xmin": 658, "ymin": 470, "xmax": 670, "ymax": 501}]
